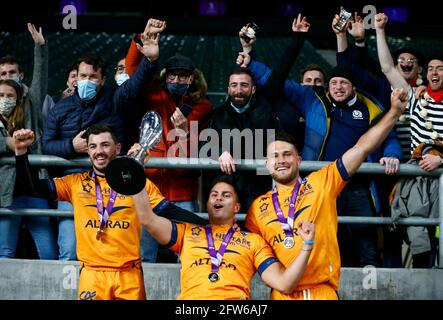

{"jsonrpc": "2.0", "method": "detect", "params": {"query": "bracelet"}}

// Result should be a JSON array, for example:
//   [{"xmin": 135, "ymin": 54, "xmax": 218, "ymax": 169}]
[
  {"xmin": 301, "ymin": 247, "xmax": 312, "ymax": 252},
  {"xmin": 303, "ymin": 240, "xmax": 315, "ymax": 245}
]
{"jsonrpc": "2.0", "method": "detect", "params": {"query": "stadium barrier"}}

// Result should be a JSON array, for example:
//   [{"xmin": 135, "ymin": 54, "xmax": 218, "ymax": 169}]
[
  {"xmin": 0, "ymin": 155, "xmax": 441, "ymax": 268},
  {"xmin": 0, "ymin": 259, "xmax": 442, "ymax": 299}
]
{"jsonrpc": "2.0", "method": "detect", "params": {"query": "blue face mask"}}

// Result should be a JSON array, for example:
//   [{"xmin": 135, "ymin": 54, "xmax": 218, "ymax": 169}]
[
  {"xmin": 77, "ymin": 79, "xmax": 98, "ymax": 100},
  {"xmin": 230, "ymin": 100, "xmax": 252, "ymax": 113},
  {"xmin": 9, "ymin": 76, "xmax": 21, "ymax": 85},
  {"xmin": 115, "ymin": 73, "xmax": 130, "ymax": 86},
  {"xmin": 167, "ymin": 83, "xmax": 189, "ymax": 97}
]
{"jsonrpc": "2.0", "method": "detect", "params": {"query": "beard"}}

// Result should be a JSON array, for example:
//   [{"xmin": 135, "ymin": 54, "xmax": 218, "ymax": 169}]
[
  {"xmin": 92, "ymin": 162, "xmax": 107, "ymax": 175},
  {"xmin": 229, "ymin": 92, "xmax": 252, "ymax": 108},
  {"xmin": 270, "ymin": 168, "xmax": 298, "ymax": 185},
  {"xmin": 91, "ymin": 153, "xmax": 115, "ymax": 175}
]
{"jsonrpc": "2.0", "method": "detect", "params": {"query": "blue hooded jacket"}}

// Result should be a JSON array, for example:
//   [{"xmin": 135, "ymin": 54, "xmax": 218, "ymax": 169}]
[{"xmin": 248, "ymin": 59, "xmax": 402, "ymax": 213}]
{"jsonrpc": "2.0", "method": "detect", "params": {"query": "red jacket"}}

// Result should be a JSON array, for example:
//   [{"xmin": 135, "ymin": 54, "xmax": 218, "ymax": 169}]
[{"xmin": 126, "ymin": 39, "xmax": 213, "ymax": 201}]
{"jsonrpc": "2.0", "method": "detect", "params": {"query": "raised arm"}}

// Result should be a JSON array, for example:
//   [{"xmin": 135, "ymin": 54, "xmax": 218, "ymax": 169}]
[
  {"xmin": 335, "ymin": 12, "xmax": 392, "ymax": 108},
  {"xmin": 375, "ymin": 13, "xmax": 409, "ymax": 91},
  {"xmin": 333, "ymin": 10, "xmax": 366, "ymax": 52},
  {"xmin": 342, "ymin": 88, "xmax": 408, "ymax": 176},
  {"xmin": 114, "ymin": 19, "xmax": 165, "ymax": 109},
  {"xmin": 238, "ymin": 24, "xmax": 256, "ymax": 54},
  {"xmin": 332, "ymin": 9, "xmax": 351, "ymax": 53},
  {"xmin": 27, "ymin": 22, "xmax": 48, "ymax": 129},
  {"xmin": 13, "ymin": 129, "xmax": 56, "ymax": 199},
  {"xmin": 261, "ymin": 14, "xmax": 310, "ymax": 103},
  {"xmin": 126, "ymin": 143, "xmax": 208, "ymax": 226},
  {"xmin": 135, "ymin": 18, "xmax": 166, "ymax": 62},
  {"xmin": 260, "ymin": 221, "xmax": 314, "ymax": 294},
  {"xmin": 133, "ymin": 189, "xmax": 173, "ymax": 245},
  {"xmin": 348, "ymin": 12, "xmax": 366, "ymax": 49},
  {"xmin": 125, "ymin": 18, "xmax": 166, "ymax": 76}
]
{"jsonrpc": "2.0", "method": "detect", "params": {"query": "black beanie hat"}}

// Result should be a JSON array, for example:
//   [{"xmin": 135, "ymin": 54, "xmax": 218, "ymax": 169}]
[{"xmin": 328, "ymin": 65, "xmax": 356, "ymax": 85}]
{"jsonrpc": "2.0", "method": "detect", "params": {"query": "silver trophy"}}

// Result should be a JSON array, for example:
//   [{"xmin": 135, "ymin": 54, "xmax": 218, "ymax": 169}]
[{"xmin": 106, "ymin": 111, "xmax": 163, "ymax": 195}]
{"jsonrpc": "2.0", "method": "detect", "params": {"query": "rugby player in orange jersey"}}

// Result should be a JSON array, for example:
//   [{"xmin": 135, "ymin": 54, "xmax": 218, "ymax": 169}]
[
  {"xmin": 245, "ymin": 88, "xmax": 408, "ymax": 300},
  {"xmin": 132, "ymin": 172, "xmax": 315, "ymax": 300},
  {"xmin": 12, "ymin": 124, "xmax": 207, "ymax": 300}
]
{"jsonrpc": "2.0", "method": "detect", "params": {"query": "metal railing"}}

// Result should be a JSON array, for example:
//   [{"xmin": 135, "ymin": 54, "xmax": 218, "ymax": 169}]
[{"xmin": 1, "ymin": 155, "xmax": 441, "ymax": 267}]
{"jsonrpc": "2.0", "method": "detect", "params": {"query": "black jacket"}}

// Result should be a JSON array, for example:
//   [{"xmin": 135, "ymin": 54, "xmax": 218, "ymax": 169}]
[{"xmin": 202, "ymin": 33, "xmax": 307, "ymax": 211}]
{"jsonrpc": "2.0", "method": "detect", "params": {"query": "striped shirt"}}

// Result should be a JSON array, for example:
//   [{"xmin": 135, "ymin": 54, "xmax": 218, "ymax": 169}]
[{"xmin": 408, "ymin": 88, "xmax": 443, "ymax": 152}]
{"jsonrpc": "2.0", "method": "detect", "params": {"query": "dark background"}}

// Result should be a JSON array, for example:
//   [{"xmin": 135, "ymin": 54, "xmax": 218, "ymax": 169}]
[
  {"xmin": 1, "ymin": 0, "xmax": 442, "ymax": 48},
  {"xmin": 1, "ymin": 0, "xmax": 442, "ymax": 99}
]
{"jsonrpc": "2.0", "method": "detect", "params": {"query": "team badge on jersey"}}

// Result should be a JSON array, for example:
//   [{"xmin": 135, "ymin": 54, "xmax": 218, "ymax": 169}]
[
  {"xmin": 352, "ymin": 110, "xmax": 363, "ymax": 119},
  {"xmin": 259, "ymin": 203, "xmax": 268, "ymax": 212},
  {"xmin": 191, "ymin": 226, "xmax": 202, "ymax": 236}
]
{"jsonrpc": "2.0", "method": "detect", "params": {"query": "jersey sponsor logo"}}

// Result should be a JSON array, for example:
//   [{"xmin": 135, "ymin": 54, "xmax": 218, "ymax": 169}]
[
  {"xmin": 352, "ymin": 110, "xmax": 363, "ymax": 119},
  {"xmin": 79, "ymin": 290, "xmax": 96, "ymax": 300},
  {"xmin": 214, "ymin": 234, "xmax": 251, "ymax": 249},
  {"xmin": 272, "ymin": 229, "xmax": 301, "ymax": 246},
  {"xmin": 189, "ymin": 256, "xmax": 237, "ymax": 270},
  {"xmin": 84, "ymin": 219, "xmax": 130, "ymax": 229},
  {"xmin": 298, "ymin": 182, "xmax": 314, "ymax": 197}
]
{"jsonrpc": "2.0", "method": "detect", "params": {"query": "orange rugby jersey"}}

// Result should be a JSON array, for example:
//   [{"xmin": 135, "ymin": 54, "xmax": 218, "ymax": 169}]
[
  {"xmin": 168, "ymin": 223, "xmax": 277, "ymax": 300},
  {"xmin": 52, "ymin": 172, "xmax": 166, "ymax": 269},
  {"xmin": 245, "ymin": 159, "xmax": 349, "ymax": 298}
]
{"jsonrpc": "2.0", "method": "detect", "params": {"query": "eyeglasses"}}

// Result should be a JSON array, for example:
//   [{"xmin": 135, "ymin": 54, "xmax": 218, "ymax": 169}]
[
  {"xmin": 115, "ymin": 65, "xmax": 126, "ymax": 72},
  {"xmin": 397, "ymin": 58, "xmax": 418, "ymax": 64},
  {"xmin": 166, "ymin": 73, "xmax": 191, "ymax": 81}
]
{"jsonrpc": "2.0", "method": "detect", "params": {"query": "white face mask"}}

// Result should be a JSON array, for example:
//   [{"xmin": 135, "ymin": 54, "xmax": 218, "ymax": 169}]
[
  {"xmin": 115, "ymin": 73, "xmax": 130, "ymax": 86},
  {"xmin": 0, "ymin": 98, "xmax": 16, "ymax": 117}
]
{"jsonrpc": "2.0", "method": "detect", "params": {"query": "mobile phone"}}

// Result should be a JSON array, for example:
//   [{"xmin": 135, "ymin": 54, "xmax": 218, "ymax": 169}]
[
  {"xmin": 180, "ymin": 103, "xmax": 193, "ymax": 117},
  {"xmin": 333, "ymin": 8, "xmax": 352, "ymax": 32},
  {"xmin": 241, "ymin": 22, "xmax": 259, "ymax": 43}
]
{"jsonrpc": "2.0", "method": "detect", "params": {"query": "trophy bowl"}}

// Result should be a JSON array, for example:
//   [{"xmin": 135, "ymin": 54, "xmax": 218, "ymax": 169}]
[{"xmin": 106, "ymin": 111, "xmax": 163, "ymax": 195}]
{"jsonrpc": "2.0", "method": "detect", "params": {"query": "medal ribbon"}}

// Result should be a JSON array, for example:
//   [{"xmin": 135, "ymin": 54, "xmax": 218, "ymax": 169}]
[
  {"xmin": 91, "ymin": 171, "xmax": 118, "ymax": 233},
  {"xmin": 271, "ymin": 178, "xmax": 302, "ymax": 239},
  {"xmin": 204, "ymin": 225, "xmax": 237, "ymax": 273}
]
